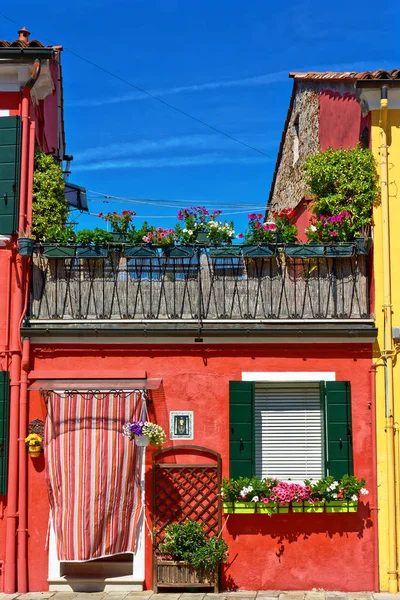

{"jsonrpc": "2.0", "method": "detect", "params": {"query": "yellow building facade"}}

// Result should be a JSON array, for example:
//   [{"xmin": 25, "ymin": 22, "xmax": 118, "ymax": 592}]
[{"xmin": 367, "ymin": 87, "xmax": 400, "ymax": 592}]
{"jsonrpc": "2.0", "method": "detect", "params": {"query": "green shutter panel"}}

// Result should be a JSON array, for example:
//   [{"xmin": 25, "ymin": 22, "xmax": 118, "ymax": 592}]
[
  {"xmin": 324, "ymin": 381, "xmax": 353, "ymax": 479},
  {"xmin": 0, "ymin": 116, "xmax": 21, "ymax": 235},
  {"xmin": 229, "ymin": 381, "xmax": 255, "ymax": 478},
  {"xmin": 0, "ymin": 371, "xmax": 10, "ymax": 496}
]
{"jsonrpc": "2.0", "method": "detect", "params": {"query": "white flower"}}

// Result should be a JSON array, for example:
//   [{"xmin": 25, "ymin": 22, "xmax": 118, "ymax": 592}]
[
  {"xmin": 247, "ymin": 485, "xmax": 253, "ymax": 492},
  {"xmin": 332, "ymin": 493, "xmax": 338, "ymax": 499},
  {"xmin": 182, "ymin": 228, "xmax": 187, "ymax": 233},
  {"xmin": 310, "ymin": 225, "xmax": 317, "ymax": 232},
  {"xmin": 360, "ymin": 488, "xmax": 369, "ymax": 495},
  {"xmin": 251, "ymin": 496, "xmax": 259, "ymax": 503},
  {"xmin": 221, "ymin": 491, "xmax": 225, "ymax": 497},
  {"xmin": 187, "ymin": 230, "xmax": 193, "ymax": 235},
  {"xmin": 351, "ymin": 495, "xmax": 358, "ymax": 501}
]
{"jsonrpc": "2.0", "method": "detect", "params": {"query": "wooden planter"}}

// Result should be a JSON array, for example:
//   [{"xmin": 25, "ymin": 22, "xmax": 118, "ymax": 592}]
[{"xmin": 154, "ymin": 559, "xmax": 218, "ymax": 592}]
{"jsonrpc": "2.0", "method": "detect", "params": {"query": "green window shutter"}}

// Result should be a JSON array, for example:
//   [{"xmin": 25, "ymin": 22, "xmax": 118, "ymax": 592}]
[
  {"xmin": 0, "ymin": 371, "xmax": 10, "ymax": 496},
  {"xmin": 0, "ymin": 116, "xmax": 21, "ymax": 235},
  {"xmin": 323, "ymin": 381, "xmax": 353, "ymax": 479},
  {"xmin": 229, "ymin": 381, "xmax": 255, "ymax": 478}
]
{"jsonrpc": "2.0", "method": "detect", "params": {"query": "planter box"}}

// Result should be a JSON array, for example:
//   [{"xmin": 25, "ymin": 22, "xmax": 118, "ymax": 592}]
[
  {"xmin": 291, "ymin": 501, "xmax": 325, "ymax": 513},
  {"xmin": 233, "ymin": 502, "xmax": 255, "ymax": 514},
  {"xmin": 195, "ymin": 231, "xmax": 209, "ymax": 244},
  {"xmin": 111, "ymin": 232, "xmax": 128, "ymax": 243},
  {"xmin": 163, "ymin": 245, "xmax": 195, "ymax": 258},
  {"xmin": 155, "ymin": 559, "xmax": 217, "ymax": 591},
  {"xmin": 209, "ymin": 246, "xmax": 242, "ymax": 258},
  {"xmin": 43, "ymin": 244, "xmax": 76, "ymax": 258},
  {"xmin": 124, "ymin": 245, "xmax": 157, "ymax": 258},
  {"xmin": 256, "ymin": 502, "xmax": 289, "ymax": 514},
  {"xmin": 355, "ymin": 237, "xmax": 372, "ymax": 255},
  {"xmin": 291, "ymin": 502, "xmax": 305, "ymax": 513},
  {"xmin": 326, "ymin": 500, "xmax": 358, "ymax": 513},
  {"xmin": 285, "ymin": 244, "xmax": 325, "ymax": 258},
  {"xmin": 242, "ymin": 244, "xmax": 275, "ymax": 257},
  {"xmin": 325, "ymin": 244, "xmax": 354, "ymax": 257},
  {"xmin": 76, "ymin": 245, "xmax": 108, "ymax": 258},
  {"xmin": 222, "ymin": 501, "xmax": 234, "ymax": 514}
]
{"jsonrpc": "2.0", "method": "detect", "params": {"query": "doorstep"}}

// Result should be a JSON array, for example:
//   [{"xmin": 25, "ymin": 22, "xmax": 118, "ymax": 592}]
[{"xmin": 47, "ymin": 575, "xmax": 144, "ymax": 593}]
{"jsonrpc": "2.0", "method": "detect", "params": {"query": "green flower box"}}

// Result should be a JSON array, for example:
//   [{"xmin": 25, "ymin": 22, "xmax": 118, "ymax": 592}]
[
  {"xmin": 163, "ymin": 245, "xmax": 195, "ymax": 258},
  {"xmin": 256, "ymin": 502, "xmax": 277, "ymax": 514},
  {"xmin": 76, "ymin": 245, "xmax": 108, "ymax": 258},
  {"xmin": 276, "ymin": 504, "xmax": 289, "ymax": 514},
  {"xmin": 285, "ymin": 244, "xmax": 325, "ymax": 258},
  {"xmin": 291, "ymin": 502, "xmax": 304, "ymax": 513},
  {"xmin": 195, "ymin": 231, "xmax": 209, "ymax": 244},
  {"xmin": 209, "ymin": 246, "xmax": 242, "ymax": 258},
  {"xmin": 43, "ymin": 244, "xmax": 76, "ymax": 258},
  {"xmin": 111, "ymin": 232, "xmax": 128, "ymax": 243},
  {"xmin": 124, "ymin": 245, "xmax": 157, "ymax": 258},
  {"xmin": 292, "ymin": 501, "xmax": 325, "ymax": 513},
  {"xmin": 242, "ymin": 244, "xmax": 275, "ymax": 257},
  {"xmin": 233, "ymin": 502, "xmax": 255, "ymax": 514},
  {"xmin": 325, "ymin": 500, "xmax": 358, "ymax": 513},
  {"xmin": 222, "ymin": 501, "xmax": 234, "ymax": 514},
  {"xmin": 325, "ymin": 244, "xmax": 354, "ymax": 257}
]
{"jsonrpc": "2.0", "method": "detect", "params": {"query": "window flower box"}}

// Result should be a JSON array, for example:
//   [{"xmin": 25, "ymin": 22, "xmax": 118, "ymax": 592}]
[
  {"xmin": 233, "ymin": 502, "xmax": 255, "ymax": 514},
  {"xmin": 291, "ymin": 501, "xmax": 325, "ymax": 513},
  {"xmin": 355, "ymin": 236, "xmax": 372, "ymax": 255},
  {"xmin": 256, "ymin": 502, "xmax": 289, "ymax": 514},
  {"xmin": 111, "ymin": 232, "xmax": 128, "ymax": 243},
  {"xmin": 325, "ymin": 243, "xmax": 354, "ymax": 257},
  {"xmin": 285, "ymin": 243, "xmax": 325, "ymax": 258},
  {"xmin": 43, "ymin": 244, "xmax": 76, "ymax": 258},
  {"xmin": 124, "ymin": 244, "xmax": 157, "ymax": 258},
  {"xmin": 163, "ymin": 245, "xmax": 195, "ymax": 258},
  {"xmin": 76, "ymin": 245, "xmax": 108, "ymax": 258},
  {"xmin": 222, "ymin": 501, "xmax": 234, "ymax": 514},
  {"xmin": 325, "ymin": 500, "xmax": 358, "ymax": 513},
  {"xmin": 242, "ymin": 244, "xmax": 276, "ymax": 257},
  {"xmin": 209, "ymin": 246, "xmax": 242, "ymax": 258}
]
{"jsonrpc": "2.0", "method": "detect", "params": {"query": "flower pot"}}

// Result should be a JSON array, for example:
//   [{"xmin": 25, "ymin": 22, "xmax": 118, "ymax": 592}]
[
  {"xmin": 326, "ymin": 500, "xmax": 358, "ymax": 513},
  {"xmin": 134, "ymin": 434, "xmax": 150, "ymax": 447},
  {"xmin": 303, "ymin": 501, "xmax": 325, "ymax": 513},
  {"xmin": 222, "ymin": 501, "xmax": 234, "ymax": 514},
  {"xmin": 355, "ymin": 236, "xmax": 372, "ymax": 255},
  {"xmin": 195, "ymin": 231, "xmax": 209, "ymax": 244},
  {"xmin": 324, "ymin": 243, "xmax": 354, "ymax": 257},
  {"xmin": 233, "ymin": 502, "xmax": 255, "ymax": 514},
  {"xmin": 76, "ymin": 245, "xmax": 108, "ymax": 258},
  {"xmin": 163, "ymin": 245, "xmax": 195, "ymax": 258},
  {"xmin": 43, "ymin": 244, "xmax": 76, "ymax": 258},
  {"xmin": 209, "ymin": 246, "xmax": 242, "ymax": 258},
  {"xmin": 242, "ymin": 244, "xmax": 276, "ymax": 257},
  {"xmin": 111, "ymin": 232, "xmax": 128, "ymax": 243},
  {"xmin": 28, "ymin": 446, "xmax": 42, "ymax": 458},
  {"xmin": 291, "ymin": 502, "xmax": 304, "ymax": 513},
  {"xmin": 124, "ymin": 245, "xmax": 157, "ymax": 258},
  {"xmin": 256, "ymin": 502, "xmax": 278, "ymax": 515},
  {"xmin": 285, "ymin": 244, "xmax": 325, "ymax": 258},
  {"xmin": 17, "ymin": 238, "xmax": 35, "ymax": 257}
]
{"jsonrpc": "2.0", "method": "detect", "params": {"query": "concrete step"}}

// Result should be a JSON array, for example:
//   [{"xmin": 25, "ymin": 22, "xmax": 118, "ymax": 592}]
[
  {"xmin": 48, "ymin": 575, "xmax": 144, "ymax": 593},
  {"xmin": 61, "ymin": 561, "xmax": 134, "ymax": 578}
]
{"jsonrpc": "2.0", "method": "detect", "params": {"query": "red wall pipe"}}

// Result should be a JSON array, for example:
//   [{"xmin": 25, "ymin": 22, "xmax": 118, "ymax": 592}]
[
  {"xmin": 26, "ymin": 121, "xmax": 35, "ymax": 229},
  {"xmin": 17, "ymin": 338, "xmax": 30, "ymax": 593},
  {"xmin": 371, "ymin": 364, "xmax": 379, "ymax": 591},
  {"xmin": 4, "ymin": 88, "xmax": 30, "ymax": 594}
]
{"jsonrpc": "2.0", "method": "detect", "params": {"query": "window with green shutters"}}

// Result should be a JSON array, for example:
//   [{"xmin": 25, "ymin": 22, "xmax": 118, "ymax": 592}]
[
  {"xmin": 0, "ymin": 116, "xmax": 21, "ymax": 235},
  {"xmin": 229, "ymin": 380, "xmax": 353, "ymax": 481},
  {"xmin": 0, "ymin": 371, "xmax": 10, "ymax": 496}
]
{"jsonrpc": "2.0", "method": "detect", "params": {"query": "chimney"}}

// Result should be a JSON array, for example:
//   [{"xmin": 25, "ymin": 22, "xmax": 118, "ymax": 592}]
[{"xmin": 17, "ymin": 27, "xmax": 30, "ymax": 43}]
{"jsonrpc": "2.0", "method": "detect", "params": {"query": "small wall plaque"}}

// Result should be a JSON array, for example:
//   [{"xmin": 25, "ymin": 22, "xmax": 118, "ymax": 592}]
[{"xmin": 170, "ymin": 411, "xmax": 193, "ymax": 440}]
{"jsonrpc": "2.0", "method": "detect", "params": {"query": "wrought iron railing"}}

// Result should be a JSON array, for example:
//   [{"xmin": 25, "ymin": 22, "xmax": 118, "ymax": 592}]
[{"xmin": 28, "ymin": 248, "xmax": 370, "ymax": 321}]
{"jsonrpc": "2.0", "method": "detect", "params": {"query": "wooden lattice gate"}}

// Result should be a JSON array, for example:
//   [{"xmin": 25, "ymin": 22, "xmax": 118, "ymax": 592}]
[{"xmin": 152, "ymin": 445, "xmax": 222, "ymax": 592}]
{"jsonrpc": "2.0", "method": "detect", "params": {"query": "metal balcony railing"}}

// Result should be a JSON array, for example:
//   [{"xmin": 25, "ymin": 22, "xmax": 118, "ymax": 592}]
[{"xmin": 28, "ymin": 247, "xmax": 370, "ymax": 322}]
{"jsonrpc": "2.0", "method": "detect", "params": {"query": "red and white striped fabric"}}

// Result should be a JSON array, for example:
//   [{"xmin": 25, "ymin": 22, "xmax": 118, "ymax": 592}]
[{"xmin": 45, "ymin": 391, "xmax": 144, "ymax": 561}]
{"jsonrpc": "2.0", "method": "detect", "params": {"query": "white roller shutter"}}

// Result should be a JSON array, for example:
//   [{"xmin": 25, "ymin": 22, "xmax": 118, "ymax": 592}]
[{"xmin": 255, "ymin": 382, "xmax": 323, "ymax": 483}]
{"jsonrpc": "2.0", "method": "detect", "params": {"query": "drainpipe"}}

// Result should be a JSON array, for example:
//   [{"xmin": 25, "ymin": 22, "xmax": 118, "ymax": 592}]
[
  {"xmin": 379, "ymin": 84, "xmax": 398, "ymax": 593},
  {"xmin": 371, "ymin": 365, "xmax": 380, "ymax": 592},
  {"xmin": 4, "ymin": 60, "xmax": 39, "ymax": 594},
  {"xmin": 17, "ymin": 337, "xmax": 30, "ymax": 593}
]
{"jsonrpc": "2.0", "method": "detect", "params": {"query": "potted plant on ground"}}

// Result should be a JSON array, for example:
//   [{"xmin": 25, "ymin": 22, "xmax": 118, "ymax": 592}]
[
  {"xmin": 43, "ymin": 224, "xmax": 76, "ymax": 257},
  {"xmin": 122, "ymin": 420, "xmax": 166, "ymax": 447},
  {"xmin": 75, "ymin": 228, "xmax": 113, "ymax": 257},
  {"xmin": 156, "ymin": 520, "xmax": 228, "ymax": 588},
  {"xmin": 17, "ymin": 228, "xmax": 35, "ymax": 257},
  {"xmin": 100, "ymin": 210, "xmax": 136, "ymax": 242}
]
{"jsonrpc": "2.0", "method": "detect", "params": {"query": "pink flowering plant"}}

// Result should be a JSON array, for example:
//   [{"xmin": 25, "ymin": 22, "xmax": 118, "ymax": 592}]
[
  {"xmin": 272, "ymin": 209, "xmax": 298, "ymax": 243},
  {"xmin": 142, "ymin": 227, "xmax": 177, "ymax": 247},
  {"xmin": 239, "ymin": 214, "xmax": 278, "ymax": 244},
  {"xmin": 100, "ymin": 210, "xmax": 136, "ymax": 233},
  {"xmin": 305, "ymin": 211, "xmax": 353, "ymax": 243}
]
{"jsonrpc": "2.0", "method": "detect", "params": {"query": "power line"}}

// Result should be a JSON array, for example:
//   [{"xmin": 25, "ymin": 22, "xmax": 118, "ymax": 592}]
[{"xmin": 0, "ymin": 12, "xmax": 273, "ymax": 160}]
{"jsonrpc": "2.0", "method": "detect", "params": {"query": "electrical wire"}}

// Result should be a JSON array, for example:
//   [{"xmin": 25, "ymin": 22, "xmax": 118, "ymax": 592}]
[{"xmin": 0, "ymin": 12, "xmax": 272, "ymax": 160}]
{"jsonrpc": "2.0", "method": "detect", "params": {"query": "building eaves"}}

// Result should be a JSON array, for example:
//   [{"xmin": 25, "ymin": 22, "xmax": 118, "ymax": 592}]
[{"xmin": 289, "ymin": 69, "xmax": 400, "ymax": 81}]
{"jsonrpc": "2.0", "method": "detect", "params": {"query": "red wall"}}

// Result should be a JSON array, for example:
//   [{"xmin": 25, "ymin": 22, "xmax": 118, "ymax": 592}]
[
  {"xmin": 319, "ymin": 90, "xmax": 371, "ymax": 151},
  {"xmin": 18, "ymin": 342, "xmax": 376, "ymax": 592}
]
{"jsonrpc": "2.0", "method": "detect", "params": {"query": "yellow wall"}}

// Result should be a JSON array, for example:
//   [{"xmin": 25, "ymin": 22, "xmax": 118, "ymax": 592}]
[{"xmin": 372, "ymin": 108, "xmax": 400, "ymax": 591}]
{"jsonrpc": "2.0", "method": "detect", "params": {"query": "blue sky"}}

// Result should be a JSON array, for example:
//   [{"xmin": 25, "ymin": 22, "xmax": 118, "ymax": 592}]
[{"xmin": 1, "ymin": 1, "xmax": 399, "ymax": 235}]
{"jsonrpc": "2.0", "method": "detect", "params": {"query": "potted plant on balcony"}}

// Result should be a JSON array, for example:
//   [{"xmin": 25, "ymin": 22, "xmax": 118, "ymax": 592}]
[
  {"xmin": 303, "ymin": 145, "xmax": 379, "ymax": 255},
  {"xmin": 321, "ymin": 475, "xmax": 368, "ymax": 513},
  {"xmin": 100, "ymin": 210, "xmax": 136, "ymax": 242},
  {"xmin": 17, "ymin": 229, "xmax": 36, "ymax": 257},
  {"xmin": 239, "ymin": 213, "xmax": 278, "ymax": 257},
  {"xmin": 156, "ymin": 520, "xmax": 228, "ymax": 589},
  {"xmin": 76, "ymin": 228, "xmax": 113, "ymax": 257},
  {"xmin": 122, "ymin": 420, "xmax": 166, "ymax": 447},
  {"xmin": 176, "ymin": 207, "xmax": 235, "ymax": 252},
  {"xmin": 124, "ymin": 221, "xmax": 158, "ymax": 257},
  {"xmin": 43, "ymin": 224, "xmax": 76, "ymax": 257}
]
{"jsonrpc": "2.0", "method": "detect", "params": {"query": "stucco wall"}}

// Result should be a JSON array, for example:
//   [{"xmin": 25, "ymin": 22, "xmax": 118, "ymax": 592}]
[{"xmin": 17, "ymin": 342, "xmax": 377, "ymax": 592}]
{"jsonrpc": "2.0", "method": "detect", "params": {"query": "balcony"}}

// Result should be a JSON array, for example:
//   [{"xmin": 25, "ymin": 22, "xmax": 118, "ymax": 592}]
[{"xmin": 24, "ymin": 246, "xmax": 375, "ymax": 341}]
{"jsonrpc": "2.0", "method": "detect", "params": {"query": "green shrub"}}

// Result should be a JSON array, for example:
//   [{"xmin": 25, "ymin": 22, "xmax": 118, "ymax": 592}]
[{"xmin": 32, "ymin": 152, "xmax": 69, "ymax": 241}]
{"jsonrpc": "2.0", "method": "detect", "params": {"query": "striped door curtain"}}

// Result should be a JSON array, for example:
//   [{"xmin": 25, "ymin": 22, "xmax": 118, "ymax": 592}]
[{"xmin": 45, "ymin": 390, "xmax": 145, "ymax": 561}]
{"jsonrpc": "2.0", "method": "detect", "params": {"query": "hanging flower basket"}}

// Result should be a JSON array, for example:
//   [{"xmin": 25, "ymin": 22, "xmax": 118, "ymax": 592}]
[
  {"xmin": 123, "ymin": 420, "xmax": 166, "ymax": 447},
  {"xmin": 134, "ymin": 434, "xmax": 150, "ymax": 447}
]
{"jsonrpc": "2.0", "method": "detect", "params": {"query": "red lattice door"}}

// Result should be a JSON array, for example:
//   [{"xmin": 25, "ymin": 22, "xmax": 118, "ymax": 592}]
[{"xmin": 152, "ymin": 445, "xmax": 222, "ymax": 592}]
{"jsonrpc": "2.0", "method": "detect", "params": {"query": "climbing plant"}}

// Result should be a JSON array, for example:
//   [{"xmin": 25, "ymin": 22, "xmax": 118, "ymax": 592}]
[
  {"xmin": 32, "ymin": 151, "xmax": 69, "ymax": 241},
  {"xmin": 303, "ymin": 145, "xmax": 380, "ymax": 237}
]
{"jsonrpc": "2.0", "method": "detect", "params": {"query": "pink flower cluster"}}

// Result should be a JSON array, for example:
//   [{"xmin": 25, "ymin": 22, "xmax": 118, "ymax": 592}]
[
  {"xmin": 178, "ymin": 207, "xmax": 221, "ymax": 221},
  {"xmin": 248, "ymin": 213, "xmax": 263, "ymax": 220},
  {"xmin": 260, "ymin": 482, "xmax": 313, "ymax": 506},
  {"xmin": 143, "ymin": 227, "xmax": 175, "ymax": 244}
]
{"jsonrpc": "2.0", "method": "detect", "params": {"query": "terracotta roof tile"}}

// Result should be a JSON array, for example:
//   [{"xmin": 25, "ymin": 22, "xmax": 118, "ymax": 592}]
[
  {"xmin": 290, "ymin": 69, "xmax": 400, "ymax": 81},
  {"xmin": 0, "ymin": 28, "xmax": 58, "ymax": 50}
]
